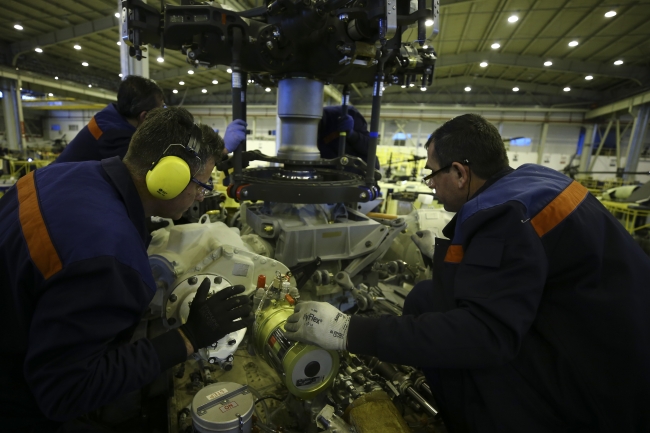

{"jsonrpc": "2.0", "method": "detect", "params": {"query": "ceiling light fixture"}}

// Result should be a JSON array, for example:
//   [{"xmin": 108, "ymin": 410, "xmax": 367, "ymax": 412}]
[
  {"xmin": 563, "ymin": 87, "xmax": 571, "ymax": 92},
  {"xmin": 172, "ymin": 89, "xmax": 178, "ymax": 94},
  {"xmin": 604, "ymin": 11, "xmax": 616, "ymax": 18},
  {"xmin": 188, "ymin": 69, "xmax": 194, "ymax": 74},
  {"xmin": 179, "ymin": 81, "xmax": 185, "ymax": 85},
  {"xmin": 48, "ymin": 93, "xmax": 53, "ymax": 97},
  {"xmin": 568, "ymin": 40, "xmax": 579, "ymax": 47},
  {"xmin": 464, "ymin": 86, "xmax": 471, "ymax": 92},
  {"xmin": 425, "ymin": 19, "xmax": 434, "ymax": 26},
  {"xmin": 409, "ymin": 83, "xmax": 415, "ymax": 87},
  {"xmin": 74, "ymin": 44, "xmax": 81, "ymax": 50},
  {"xmin": 81, "ymin": 61, "xmax": 89, "ymax": 66},
  {"xmin": 508, "ymin": 15, "xmax": 519, "ymax": 23},
  {"xmin": 401, "ymin": 85, "xmax": 406, "ymax": 88},
  {"xmin": 88, "ymin": 84, "xmax": 92, "ymax": 88},
  {"xmin": 513, "ymin": 87, "xmax": 519, "ymax": 92},
  {"xmin": 118, "ymin": 73, "xmax": 123, "ymax": 77},
  {"xmin": 614, "ymin": 59, "xmax": 623, "ymax": 65},
  {"xmin": 115, "ymin": 12, "xmax": 121, "ymax": 18},
  {"xmin": 491, "ymin": 42, "xmax": 500, "ymax": 49},
  {"xmin": 265, "ymin": 87, "xmax": 272, "ymax": 92},
  {"xmin": 34, "ymin": 47, "xmax": 43, "ymax": 53},
  {"xmin": 157, "ymin": 57, "xmax": 164, "ymax": 62},
  {"xmin": 14, "ymin": 24, "xmax": 23, "ymax": 30},
  {"xmin": 585, "ymin": 75, "xmax": 593, "ymax": 80},
  {"xmin": 544, "ymin": 61, "xmax": 553, "ymax": 66},
  {"xmin": 212, "ymin": 79, "xmax": 218, "ymax": 84},
  {"xmin": 117, "ymin": 41, "xmax": 121, "ymax": 46},
  {"xmin": 227, "ymin": 68, "xmax": 233, "ymax": 73},
  {"xmin": 201, "ymin": 89, "xmax": 207, "ymax": 93},
  {"xmin": 54, "ymin": 76, "xmax": 59, "ymax": 80},
  {"xmin": 420, "ymin": 87, "xmax": 426, "ymax": 91},
  {"xmin": 480, "ymin": 61, "xmax": 488, "ymax": 67}
]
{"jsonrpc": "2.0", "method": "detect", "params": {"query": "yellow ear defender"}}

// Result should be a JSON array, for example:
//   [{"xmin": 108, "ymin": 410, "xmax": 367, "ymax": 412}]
[{"xmin": 146, "ymin": 124, "xmax": 203, "ymax": 200}]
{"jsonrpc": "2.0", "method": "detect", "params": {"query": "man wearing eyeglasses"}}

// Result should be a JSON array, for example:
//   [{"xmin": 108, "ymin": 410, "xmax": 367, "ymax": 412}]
[
  {"xmin": 0, "ymin": 107, "xmax": 253, "ymax": 432},
  {"xmin": 284, "ymin": 113, "xmax": 650, "ymax": 432}
]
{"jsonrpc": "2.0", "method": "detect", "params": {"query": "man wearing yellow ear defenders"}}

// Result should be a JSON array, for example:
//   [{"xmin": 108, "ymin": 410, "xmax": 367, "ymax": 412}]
[{"xmin": 0, "ymin": 106, "xmax": 253, "ymax": 431}]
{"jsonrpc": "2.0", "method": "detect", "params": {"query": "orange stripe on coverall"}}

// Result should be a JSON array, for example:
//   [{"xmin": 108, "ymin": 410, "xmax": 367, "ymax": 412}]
[
  {"xmin": 531, "ymin": 181, "xmax": 588, "ymax": 237},
  {"xmin": 17, "ymin": 172, "xmax": 63, "ymax": 279},
  {"xmin": 88, "ymin": 116, "xmax": 103, "ymax": 140},
  {"xmin": 444, "ymin": 245, "xmax": 464, "ymax": 263}
]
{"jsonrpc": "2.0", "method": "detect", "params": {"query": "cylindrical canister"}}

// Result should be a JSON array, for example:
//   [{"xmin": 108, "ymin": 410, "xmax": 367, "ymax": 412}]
[{"xmin": 191, "ymin": 382, "xmax": 254, "ymax": 433}]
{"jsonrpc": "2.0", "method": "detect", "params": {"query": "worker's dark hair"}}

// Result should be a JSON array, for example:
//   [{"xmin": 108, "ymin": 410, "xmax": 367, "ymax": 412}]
[
  {"xmin": 425, "ymin": 113, "xmax": 509, "ymax": 179},
  {"xmin": 116, "ymin": 75, "xmax": 164, "ymax": 120},
  {"xmin": 124, "ymin": 107, "xmax": 224, "ymax": 177}
]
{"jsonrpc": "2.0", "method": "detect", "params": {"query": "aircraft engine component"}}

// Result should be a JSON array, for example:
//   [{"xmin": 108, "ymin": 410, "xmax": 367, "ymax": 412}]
[
  {"xmin": 148, "ymin": 219, "xmax": 293, "ymax": 370},
  {"xmin": 191, "ymin": 382, "xmax": 254, "ymax": 433},
  {"xmin": 245, "ymin": 203, "xmax": 386, "ymax": 268},
  {"xmin": 148, "ymin": 219, "xmax": 292, "ymax": 310},
  {"xmin": 345, "ymin": 390, "xmax": 411, "ymax": 433},
  {"xmin": 253, "ymin": 279, "xmax": 339, "ymax": 399},
  {"xmin": 166, "ymin": 273, "xmax": 246, "ymax": 371}
]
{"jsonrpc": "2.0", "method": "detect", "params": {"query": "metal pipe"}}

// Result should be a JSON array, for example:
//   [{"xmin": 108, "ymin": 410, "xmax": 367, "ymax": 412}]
[
  {"xmin": 365, "ymin": 68, "xmax": 384, "ymax": 185},
  {"xmin": 231, "ymin": 27, "xmax": 245, "ymax": 178},
  {"xmin": 406, "ymin": 386, "xmax": 439, "ymax": 418},
  {"xmin": 276, "ymin": 78, "xmax": 324, "ymax": 161},
  {"xmin": 338, "ymin": 85, "xmax": 350, "ymax": 158}
]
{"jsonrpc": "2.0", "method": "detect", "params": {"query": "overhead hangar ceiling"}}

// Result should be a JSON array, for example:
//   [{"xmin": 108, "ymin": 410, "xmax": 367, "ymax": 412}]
[{"xmin": 0, "ymin": 0, "xmax": 649, "ymax": 109}]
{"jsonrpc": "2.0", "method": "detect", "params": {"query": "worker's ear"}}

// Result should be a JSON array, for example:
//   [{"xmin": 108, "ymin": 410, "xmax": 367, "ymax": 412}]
[
  {"xmin": 137, "ymin": 111, "xmax": 148, "ymax": 126},
  {"xmin": 452, "ymin": 162, "xmax": 469, "ymax": 188}
]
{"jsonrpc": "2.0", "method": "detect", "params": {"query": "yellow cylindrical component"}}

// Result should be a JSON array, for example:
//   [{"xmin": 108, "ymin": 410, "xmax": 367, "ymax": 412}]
[
  {"xmin": 254, "ymin": 299, "xmax": 339, "ymax": 399},
  {"xmin": 344, "ymin": 391, "xmax": 411, "ymax": 433}
]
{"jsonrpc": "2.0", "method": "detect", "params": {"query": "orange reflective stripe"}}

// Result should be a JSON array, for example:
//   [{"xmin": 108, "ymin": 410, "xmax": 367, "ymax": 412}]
[
  {"xmin": 17, "ymin": 172, "xmax": 62, "ymax": 279},
  {"xmin": 531, "ymin": 181, "xmax": 588, "ymax": 237},
  {"xmin": 444, "ymin": 245, "xmax": 464, "ymax": 263},
  {"xmin": 88, "ymin": 116, "xmax": 103, "ymax": 140}
]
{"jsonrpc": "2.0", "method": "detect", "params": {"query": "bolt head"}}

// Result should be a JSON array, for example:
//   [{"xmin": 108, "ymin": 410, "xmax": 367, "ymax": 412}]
[{"xmin": 188, "ymin": 276, "xmax": 198, "ymax": 285}]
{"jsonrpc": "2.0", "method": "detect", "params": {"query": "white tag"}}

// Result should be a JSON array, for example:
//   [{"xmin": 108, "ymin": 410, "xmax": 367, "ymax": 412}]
[{"xmin": 206, "ymin": 388, "xmax": 228, "ymax": 401}]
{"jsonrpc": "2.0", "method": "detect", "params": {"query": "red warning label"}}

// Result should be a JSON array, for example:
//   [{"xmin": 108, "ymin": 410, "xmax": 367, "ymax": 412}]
[{"xmin": 219, "ymin": 401, "xmax": 239, "ymax": 413}]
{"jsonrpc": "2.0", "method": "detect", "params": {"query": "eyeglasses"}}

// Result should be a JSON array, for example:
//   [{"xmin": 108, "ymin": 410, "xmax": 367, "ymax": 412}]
[
  {"xmin": 422, "ymin": 164, "xmax": 452, "ymax": 188},
  {"xmin": 191, "ymin": 177, "xmax": 214, "ymax": 197}
]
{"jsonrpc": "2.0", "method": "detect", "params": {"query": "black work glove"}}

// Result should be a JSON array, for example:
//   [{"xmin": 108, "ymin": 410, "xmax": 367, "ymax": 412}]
[{"xmin": 180, "ymin": 278, "xmax": 253, "ymax": 353}]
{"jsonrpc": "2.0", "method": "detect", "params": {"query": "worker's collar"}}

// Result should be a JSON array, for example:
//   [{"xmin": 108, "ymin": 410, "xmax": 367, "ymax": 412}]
[
  {"xmin": 100, "ymin": 156, "xmax": 150, "ymax": 245},
  {"xmin": 441, "ymin": 166, "xmax": 514, "ymax": 239}
]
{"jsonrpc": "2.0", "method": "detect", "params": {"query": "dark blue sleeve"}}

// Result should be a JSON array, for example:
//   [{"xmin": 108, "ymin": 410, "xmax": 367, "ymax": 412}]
[
  {"xmin": 96, "ymin": 130, "xmax": 133, "ymax": 160},
  {"xmin": 348, "ymin": 206, "xmax": 547, "ymax": 368},
  {"xmin": 23, "ymin": 257, "xmax": 187, "ymax": 422}
]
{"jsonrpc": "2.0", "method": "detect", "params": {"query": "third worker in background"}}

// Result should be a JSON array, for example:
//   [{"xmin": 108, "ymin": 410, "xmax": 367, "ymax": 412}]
[
  {"xmin": 56, "ymin": 75, "xmax": 247, "ymax": 163},
  {"xmin": 317, "ymin": 105, "xmax": 380, "ymax": 171}
]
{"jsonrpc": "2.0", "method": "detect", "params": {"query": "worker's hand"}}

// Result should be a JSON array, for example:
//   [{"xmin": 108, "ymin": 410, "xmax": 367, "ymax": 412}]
[
  {"xmin": 284, "ymin": 301, "xmax": 350, "ymax": 351},
  {"xmin": 337, "ymin": 114, "xmax": 354, "ymax": 132},
  {"xmin": 223, "ymin": 119, "xmax": 247, "ymax": 153},
  {"xmin": 180, "ymin": 278, "xmax": 252, "ymax": 352},
  {"xmin": 411, "ymin": 230, "xmax": 435, "ymax": 260}
]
